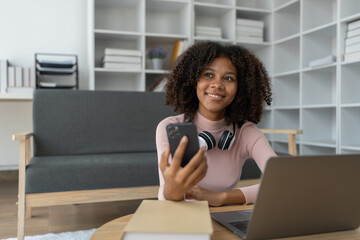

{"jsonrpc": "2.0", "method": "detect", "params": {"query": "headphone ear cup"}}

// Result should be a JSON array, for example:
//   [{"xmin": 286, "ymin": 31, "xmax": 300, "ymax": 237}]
[
  {"xmin": 218, "ymin": 130, "xmax": 233, "ymax": 150},
  {"xmin": 199, "ymin": 131, "xmax": 216, "ymax": 151}
]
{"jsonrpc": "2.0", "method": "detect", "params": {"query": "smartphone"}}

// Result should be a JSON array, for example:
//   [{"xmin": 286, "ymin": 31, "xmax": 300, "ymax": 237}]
[{"xmin": 166, "ymin": 122, "xmax": 200, "ymax": 167}]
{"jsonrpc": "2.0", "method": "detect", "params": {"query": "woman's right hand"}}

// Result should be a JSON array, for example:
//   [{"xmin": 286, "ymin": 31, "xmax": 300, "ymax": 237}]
[{"xmin": 159, "ymin": 136, "xmax": 208, "ymax": 201}]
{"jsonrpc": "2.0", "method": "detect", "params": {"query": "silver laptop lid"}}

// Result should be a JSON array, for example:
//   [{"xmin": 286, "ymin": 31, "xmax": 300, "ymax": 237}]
[{"xmin": 247, "ymin": 154, "xmax": 360, "ymax": 240}]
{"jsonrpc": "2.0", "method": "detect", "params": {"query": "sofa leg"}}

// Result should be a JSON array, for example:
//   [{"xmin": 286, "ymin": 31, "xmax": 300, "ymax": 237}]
[{"xmin": 17, "ymin": 195, "xmax": 25, "ymax": 240}]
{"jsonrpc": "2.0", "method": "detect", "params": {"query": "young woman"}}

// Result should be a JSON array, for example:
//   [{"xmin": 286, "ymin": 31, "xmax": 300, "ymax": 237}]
[{"xmin": 156, "ymin": 41, "xmax": 276, "ymax": 206}]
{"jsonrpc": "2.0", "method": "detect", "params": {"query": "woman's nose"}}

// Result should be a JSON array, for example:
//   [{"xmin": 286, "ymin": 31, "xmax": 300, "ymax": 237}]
[{"xmin": 210, "ymin": 77, "xmax": 224, "ymax": 89}]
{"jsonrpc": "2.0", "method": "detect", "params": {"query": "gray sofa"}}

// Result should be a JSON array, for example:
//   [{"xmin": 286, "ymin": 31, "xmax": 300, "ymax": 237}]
[{"xmin": 27, "ymin": 90, "xmax": 175, "ymax": 193}]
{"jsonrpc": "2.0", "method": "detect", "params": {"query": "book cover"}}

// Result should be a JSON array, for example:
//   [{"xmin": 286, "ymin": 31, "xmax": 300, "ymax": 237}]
[
  {"xmin": 0, "ymin": 59, "xmax": 8, "ymax": 93},
  {"xmin": 23, "ymin": 68, "xmax": 30, "ymax": 87},
  {"xmin": 348, "ymin": 19, "xmax": 360, "ymax": 31},
  {"xmin": 345, "ymin": 42, "xmax": 360, "ymax": 54},
  {"xmin": 236, "ymin": 18, "xmax": 264, "ymax": 28},
  {"xmin": 347, "ymin": 27, "xmax": 360, "ymax": 38},
  {"xmin": 123, "ymin": 200, "xmax": 213, "ymax": 240},
  {"xmin": 102, "ymin": 55, "xmax": 141, "ymax": 64},
  {"xmin": 8, "ymin": 66, "xmax": 15, "ymax": 87},
  {"xmin": 236, "ymin": 26, "xmax": 263, "ymax": 37},
  {"xmin": 30, "ymin": 68, "xmax": 36, "ymax": 88},
  {"xmin": 15, "ymin": 67, "xmax": 23, "ymax": 87},
  {"xmin": 344, "ymin": 50, "xmax": 360, "ymax": 62},
  {"xmin": 236, "ymin": 35, "xmax": 264, "ymax": 43},
  {"xmin": 309, "ymin": 55, "xmax": 336, "ymax": 67},
  {"xmin": 345, "ymin": 35, "xmax": 360, "ymax": 46},
  {"xmin": 170, "ymin": 40, "xmax": 181, "ymax": 66},
  {"xmin": 195, "ymin": 26, "xmax": 221, "ymax": 33},
  {"xmin": 103, "ymin": 62, "xmax": 141, "ymax": 70},
  {"xmin": 104, "ymin": 48, "xmax": 142, "ymax": 57}
]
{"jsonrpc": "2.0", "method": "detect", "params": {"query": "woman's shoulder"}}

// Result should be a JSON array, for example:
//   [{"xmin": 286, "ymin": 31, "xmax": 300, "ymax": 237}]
[
  {"xmin": 157, "ymin": 114, "xmax": 185, "ymax": 130},
  {"xmin": 239, "ymin": 121, "xmax": 263, "ymax": 138}
]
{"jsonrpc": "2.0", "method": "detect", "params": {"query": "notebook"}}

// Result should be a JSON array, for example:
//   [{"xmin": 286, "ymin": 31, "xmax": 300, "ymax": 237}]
[{"xmin": 211, "ymin": 154, "xmax": 360, "ymax": 240}]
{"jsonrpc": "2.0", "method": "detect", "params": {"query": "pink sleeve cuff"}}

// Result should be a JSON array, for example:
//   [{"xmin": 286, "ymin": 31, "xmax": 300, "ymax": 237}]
[{"xmin": 239, "ymin": 184, "xmax": 260, "ymax": 204}]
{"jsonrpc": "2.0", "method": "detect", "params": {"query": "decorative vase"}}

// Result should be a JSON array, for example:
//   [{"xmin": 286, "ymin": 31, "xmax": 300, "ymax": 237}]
[{"xmin": 151, "ymin": 58, "xmax": 163, "ymax": 70}]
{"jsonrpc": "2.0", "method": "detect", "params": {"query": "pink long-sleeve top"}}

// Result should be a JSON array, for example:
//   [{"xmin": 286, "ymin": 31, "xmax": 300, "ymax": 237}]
[{"xmin": 156, "ymin": 111, "xmax": 277, "ymax": 204}]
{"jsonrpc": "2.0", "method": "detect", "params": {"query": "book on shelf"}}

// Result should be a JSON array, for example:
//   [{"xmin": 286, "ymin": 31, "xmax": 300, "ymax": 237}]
[
  {"xmin": 345, "ymin": 35, "xmax": 360, "ymax": 46},
  {"xmin": 122, "ymin": 200, "xmax": 213, "ymax": 240},
  {"xmin": 104, "ymin": 48, "xmax": 142, "ymax": 57},
  {"xmin": 102, "ymin": 55, "xmax": 141, "ymax": 64},
  {"xmin": 347, "ymin": 27, "xmax": 360, "ymax": 38},
  {"xmin": 348, "ymin": 19, "xmax": 360, "ymax": 31},
  {"xmin": 345, "ymin": 42, "xmax": 360, "ymax": 54},
  {"xmin": 236, "ymin": 18, "xmax": 264, "ymax": 28},
  {"xmin": 309, "ymin": 55, "xmax": 336, "ymax": 68},
  {"xmin": 103, "ymin": 62, "xmax": 141, "ymax": 70},
  {"xmin": 236, "ymin": 26, "xmax": 263, "ymax": 37},
  {"xmin": 8, "ymin": 66, "xmax": 15, "ymax": 87},
  {"xmin": 195, "ymin": 26, "xmax": 221, "ymax": 33},
  {"xmin": 0, "ymin": 59, "xmax": 8, "ymax": 93},
  {"xmin": 15, "ymin": 67, "xmax": 23, "ymax": 87},
  {"xmin": 344, "ymin": 50, "xmax": 360, "ymax": 62},
  {"xmin": 23, "ymin": 68, "xmax": 30, "ymax": 87},
  {"xmin": 170, "ymin": 40, "xmax": 188, "ymax": 66},
  {"xmin": 236, "ymin": 35, "xmax": 263, "ymax": 43}
]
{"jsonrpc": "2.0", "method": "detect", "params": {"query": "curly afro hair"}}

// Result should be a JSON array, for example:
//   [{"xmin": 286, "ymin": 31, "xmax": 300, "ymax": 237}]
[{"xmin": 164, "ymin": 41, "xmax": 272, "ymax": 126}]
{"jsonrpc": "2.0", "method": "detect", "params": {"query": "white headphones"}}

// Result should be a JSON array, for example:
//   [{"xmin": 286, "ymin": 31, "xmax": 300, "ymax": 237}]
[{"xmin": 198, "ymin": 123, "xmax": 236, "ymax": 151}]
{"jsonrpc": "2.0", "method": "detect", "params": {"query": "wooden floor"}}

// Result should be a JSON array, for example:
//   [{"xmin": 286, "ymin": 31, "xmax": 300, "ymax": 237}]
[{"xmin": 0, "ymin": 179, "xmax": 145, "ymax": 239}]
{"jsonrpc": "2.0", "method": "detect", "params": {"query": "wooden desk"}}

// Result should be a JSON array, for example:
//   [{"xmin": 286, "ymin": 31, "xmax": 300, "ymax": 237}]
[
  {"xmin": 90, "ymin": 179, "xmax": 360, "ymax": 240},
  {"xmin": 90, "ymin": 205, "xmax": 360, "ymax": 240}
]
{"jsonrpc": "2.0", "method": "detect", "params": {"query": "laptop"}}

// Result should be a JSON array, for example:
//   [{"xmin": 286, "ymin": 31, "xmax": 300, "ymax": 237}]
[{"xmin": 211, "ymin": 154, "xmax": 360, "ymax": 240}]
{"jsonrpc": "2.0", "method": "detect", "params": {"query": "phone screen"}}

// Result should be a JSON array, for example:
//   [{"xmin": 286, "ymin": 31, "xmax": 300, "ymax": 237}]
[{"xmin": 166, "ymin": 123, "xmax": 200, "ymax": 167}]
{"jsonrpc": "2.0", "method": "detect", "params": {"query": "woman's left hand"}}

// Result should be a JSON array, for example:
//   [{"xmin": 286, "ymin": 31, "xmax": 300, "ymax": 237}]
[{"xmin": 185, "ymin": 186, "xmax": 225, "ymax": 207}]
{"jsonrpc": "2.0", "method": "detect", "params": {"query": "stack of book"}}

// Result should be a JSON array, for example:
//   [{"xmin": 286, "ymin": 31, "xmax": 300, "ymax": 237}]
[
  {"xmin": 102, "ymin": 48, "xmax": 142, "ymax": 70},
  {"xmin": 36, "ymin": 54, "xmax": 78, "ymax": 89},
  {"xmin": 195, "ymin": 26, "xmax": 222, "ymax": 39},
  {"xmin": 0, "ymin": 59, "xmax": 36, "ymax": 93},
  {"xmin": 170, "ymin": 40, "xmax": 189, "ymax": 66},
  {"xmin": 344, "ymin": 19, "xmax": 360, "ymax": 62},
  {"xmin": 236, "ymin": 18, "xmax": 264, "ymax": 43}
]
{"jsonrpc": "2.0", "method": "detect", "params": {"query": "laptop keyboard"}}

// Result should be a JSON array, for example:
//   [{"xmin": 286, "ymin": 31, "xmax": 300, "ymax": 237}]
[{"xmin": 229, "ymin": 220, "xmax": 250, "ymax": 234}]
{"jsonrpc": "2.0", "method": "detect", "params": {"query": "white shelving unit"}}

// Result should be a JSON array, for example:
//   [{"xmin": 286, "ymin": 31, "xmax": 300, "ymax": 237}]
[
  {"xmin": 268, "ymin": 0, "xmax": 360, "ymax": 155},
  {"xmin": 88, "ymin": 0, "xmax": 272, "ymax": 91},
  {"xmin": 88, "ymin": 0, "xmax": 360, "ymax": 155}
]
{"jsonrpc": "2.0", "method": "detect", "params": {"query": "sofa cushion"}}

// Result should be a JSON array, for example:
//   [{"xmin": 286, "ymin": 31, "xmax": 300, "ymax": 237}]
[
  {"xmin": 25, "ymin": 152, "xmax": 159, "ymax": 194},
  {"xmin": 33, "ymin": 90, "xmax": 174, "ymax": 156}
]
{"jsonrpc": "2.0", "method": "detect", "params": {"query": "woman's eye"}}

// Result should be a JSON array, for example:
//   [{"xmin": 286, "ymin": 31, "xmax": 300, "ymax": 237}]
[
  {"xmin": 205, "ymin": 73, "xmax": 213, "ymax": 78},
  {"xmin": 224, "ymin": 76, "xmax": 234, "ymax": 81}
]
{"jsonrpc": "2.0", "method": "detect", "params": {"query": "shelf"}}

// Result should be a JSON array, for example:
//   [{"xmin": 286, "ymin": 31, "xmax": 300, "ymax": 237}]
[
  {"xmin": 273, "ymin": 72, "xmax": 299, "ymax": 107},
  {"xmin": 0, "ymin": 93, "xmax": 33, "ymax": 100},
  {"xmin": 341, "ymin": 107, "xmax": 360, "ymax": 147},
  {"xmin": 273, "ymin": 0, "xmax": 298, "ymax": 12},
  {"xmin": 340, "ymin": 0, "xmax": 360, "ymax": 20},
  {"xmin": 341, "ymin": 62, "xmax": 360, "ymax": 104},
  {"xmin": 236, "ymin": 0, "xmax": 272, "ymax": 11},
  {"xmin": 302, "ymin": 0, "xmax": 337, "ymax": 32},
  {"xmin": 301, "ymin": 141, "xmax": 336, "ymax": 148},
  {"xmin": 146, "ymin": 0, "xmax": 189, "ymax": 35},
  {"xmin": 94, "ymin": 71, "xmax": 143, "ymax": 91},
  {"xmin": 94, "ymin": 29, "xmax": 142, "ymax": 41},
  {"xmin": 273, "ymin": 109, "xmax": 300, "ymax": 142},
  {"xmin": 301, "ymin": 145, "xmax": 336, "ymax": 155},
  {"xmin": 302, "ymin": 24, "xmax": 336, "ymax": 69},
  {"xmin": 302, "ymin": 107, "xmax": 336, "ymax": 145},
  {"xmin": 302, "ymin": 65, "xmax": 336, "ymax": 106},
  {"xmin": 341, "ymin": 146, "xmax": 360, "ymax": 154},
  {"xmin": 94, "ymin": 0, "xmax": 143, "ymax": 32},
  {"xmin": 274, "ymin": 37, "xmax": 299, "ymax": 74},
  {"xmin": 273, "ymin": 0, "xmax": 299, "ymax": 41},
  {"xmin": 94, "ymin": 68, "xmax": 142, "ymax": 73}
]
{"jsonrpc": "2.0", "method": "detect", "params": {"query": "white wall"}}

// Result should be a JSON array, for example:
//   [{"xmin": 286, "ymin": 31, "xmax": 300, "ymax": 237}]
[{"xmin": 0, "ymin": 0, "xmax": 89, "ymax": 169}]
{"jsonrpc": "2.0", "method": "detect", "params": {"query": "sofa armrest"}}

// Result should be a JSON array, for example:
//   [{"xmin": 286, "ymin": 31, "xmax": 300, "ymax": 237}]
[{"xmin": 12, "ymin": 132, "xmax": 33, "ymax": 141}]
